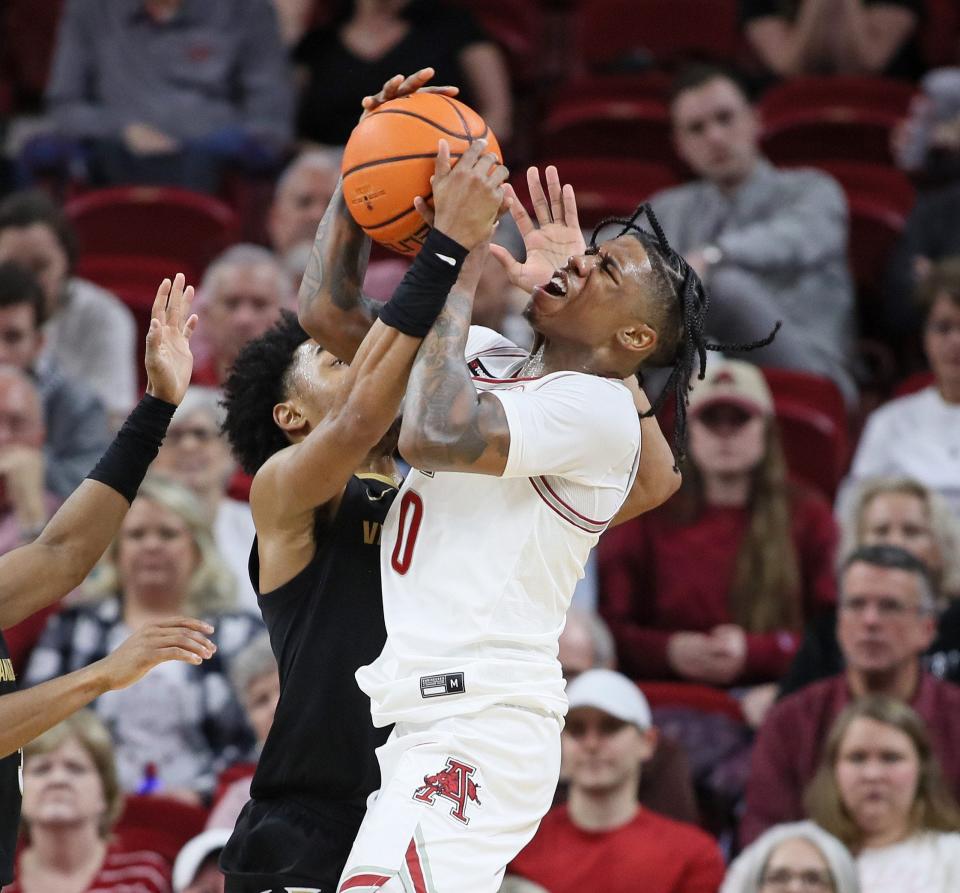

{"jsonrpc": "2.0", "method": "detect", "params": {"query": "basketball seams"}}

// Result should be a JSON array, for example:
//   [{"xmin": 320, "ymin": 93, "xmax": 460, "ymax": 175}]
[
  {"xmin": 364, "ymin": 191, "xmax": 434, "ymax": 230},
  {"xmin": 438, "ymin": 94, "xmax": 475, "ymax": 139},
  {"xmin": 363, "ymin": 108, "xmax": 472, "ymax": 141}
]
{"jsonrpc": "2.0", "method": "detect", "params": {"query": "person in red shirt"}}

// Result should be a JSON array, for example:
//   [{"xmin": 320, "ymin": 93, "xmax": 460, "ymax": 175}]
[
  {"xmin": 507, "ymin": 669, "xmax": 724, "ymax": 893},
  {"xmin": 9, "ymin": 710, "xmax": 172, "ymax": 893},
  {"xmin": 598, "ymin": 359, "xmax": 837, "ymax": 692}
]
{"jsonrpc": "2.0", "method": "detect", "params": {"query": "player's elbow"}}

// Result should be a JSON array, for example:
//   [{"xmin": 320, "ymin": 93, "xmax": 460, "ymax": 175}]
[
  {"xmin": 656, "ymin": 465, "xmax": 682, "ymax": 507},
  {"xmin": 398, "ymin": 418, "xmax": 454, "ymax": 470}
]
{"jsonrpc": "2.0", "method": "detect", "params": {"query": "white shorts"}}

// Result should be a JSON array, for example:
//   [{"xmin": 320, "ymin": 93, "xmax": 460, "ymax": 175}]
[{"xmin": 336, "ymin": 705, "xmax": 561, "ymax": 893}]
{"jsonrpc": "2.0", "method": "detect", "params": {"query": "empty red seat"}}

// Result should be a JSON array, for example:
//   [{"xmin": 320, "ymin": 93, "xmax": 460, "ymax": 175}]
[
  {"xmin": 761, "ymin": 108, "xmax": 903, "ymax": 166},
  {"xmin": 920, "ymin": 0, "xmax": 960, "ymax": 68},
  {"xmin": 639, "ymin": 681, "xmax": 744, "ymax": 724},
  {"xmin": 574, "ymin": 0, "xmax": 740, "ymax": 72},
  {"xmin": 540, "ymin": 97, "xmax": 676, "ymax": 166},
  {"xmin": 65, "ymin": 186, "xmax": 240, "ymax": 279},
  {"xmin": 805, "ymin": 160, "xmax": 916, "ymax": 219},
  {"xmin": 2, "ymin": 0, "xmax": 64, "ymax": 108},
  {"xmin": 454, "ymin": 0, "xmax": 545, "ymax": 86},
  {"xmin": 518, "ymin": 158, "xmax": 682, "ymax": 228},
  {"xmin": 775, "ymin": 400, "xmax": 844, "ymax": 500},
  {"xmin": 114, "ymin": 795, "xmax": 208, "ymax": 864},
  {"xmin": 847, "ymin": 195, "xmax": 906, "ymax": 308},
  {"xmin": 759, "ymin": 76, "xmax": 916, "ymax": 121},
  {"xmin": 763, "ymin": 368, "xmax": 850, "ymax": 469}
]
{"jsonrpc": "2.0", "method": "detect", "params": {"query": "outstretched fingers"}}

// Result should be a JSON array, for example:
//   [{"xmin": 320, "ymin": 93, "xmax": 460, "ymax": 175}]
[
  {"xmin": 545, "ymin": 166, "xmax": 564, "ymax": 224},
  {"xmin": 561, "ymin": 183, "xmax": 581, "ymax": 232},
  {"xmin": 489, "ymin": 243, "xmax": 522, "ymax": 280},
  {"xmin": 527, "ymin": 166, "xmax": 552, "ymax": 227},
  {"xmin": 151, "ymin": 277, "xmax": 172, "ymax": 328},
  {"xmin": 504, "ymin": 183, "xmax": 535, "ymax": 238}
]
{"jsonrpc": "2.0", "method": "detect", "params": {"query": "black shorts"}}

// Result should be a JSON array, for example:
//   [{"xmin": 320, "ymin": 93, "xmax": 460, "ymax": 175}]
[{"xmin": 221, "ymin": 797, "xmax": 366, "ymax": 893}]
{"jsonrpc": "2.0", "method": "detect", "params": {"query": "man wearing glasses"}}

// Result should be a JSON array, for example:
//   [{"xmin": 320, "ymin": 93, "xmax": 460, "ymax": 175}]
[{"xmin": 742, "ymin": 544, "xmax": 960, "ymax": 844}]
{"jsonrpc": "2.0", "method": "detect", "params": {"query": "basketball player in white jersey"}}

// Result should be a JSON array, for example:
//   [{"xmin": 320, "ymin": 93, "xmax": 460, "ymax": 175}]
[{"xmin": 298, "ymin": 69, "xmax": 746, "ymax": 893}]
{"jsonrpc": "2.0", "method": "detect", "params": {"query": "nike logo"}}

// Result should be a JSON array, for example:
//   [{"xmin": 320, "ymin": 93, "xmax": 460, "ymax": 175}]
[{"xmin": 436, "ymin": 253, "xmax": 457, "ymax": 266}]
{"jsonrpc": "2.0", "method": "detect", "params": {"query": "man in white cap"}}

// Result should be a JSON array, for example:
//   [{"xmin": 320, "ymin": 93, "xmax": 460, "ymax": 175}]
[{"xmin": 506, "ymin": 669, "xmax": 723, "ymax": 893}]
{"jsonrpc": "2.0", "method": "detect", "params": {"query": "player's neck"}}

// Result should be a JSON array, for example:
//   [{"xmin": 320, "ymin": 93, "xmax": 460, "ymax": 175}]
[
  {"xmin": 521, "ymin": 340, "xmax": 621, "ymax": 379},
  {"xmin": 358, "ymin": 452, "xmax": 400, "ymax": 486},
  {"xmin": 568, "ymin": 783, "xmax": 640, "ymax": 832}
]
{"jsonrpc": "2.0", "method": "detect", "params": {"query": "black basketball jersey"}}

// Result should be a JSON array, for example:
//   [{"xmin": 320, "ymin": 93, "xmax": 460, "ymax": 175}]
[
  {"xmin": 249, "ymin": 473, "xmax": 396, "ymax": 805},
  {"xmin": 0, "ymin": 632, "xmax": 21, "ymax": 886}
]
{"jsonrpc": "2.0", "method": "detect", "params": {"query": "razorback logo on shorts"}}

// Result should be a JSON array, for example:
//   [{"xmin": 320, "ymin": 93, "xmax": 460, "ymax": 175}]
[{"xmin": 412, "ymin": 757, "xmax": 482, "ymax": 825}]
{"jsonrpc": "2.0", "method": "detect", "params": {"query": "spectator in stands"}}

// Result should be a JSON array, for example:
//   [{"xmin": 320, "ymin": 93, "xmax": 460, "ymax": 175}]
[
  {"xmin": 651, "ymin": 65, "xmax": 857, "ymax": 405},
  {"xmin": 599, "ymin": 359, "xmax": 837, "ymax": 689},
  {"xmin": 721, "ymin": 821, "xmax": 860, "ymax": 893},
  {"xmin": 0, "ymin": 191, "xmax": 137, "ymax": 426},
  {"xmin": 0, "ymin": 367, "xmax": 61, "ymax": 555},
  {"xmin": 782, "ymin": 477, "xmax": 960, "ymax": 697},
  {"xmin": 25, "ymin": 477, "xmax": 262, "ymax": 802},
  {"xmin": 42, "ymin": 0, "xmax": 293, "ymax": 193},
  {"xmin": 153, "ymin": 386, "xmax": 256, "ymax": 611},
  {"xmin": 272, "ymin": 0, "xmax": 317, "ymax": 46},
  {"xmin": 807, "ymin": 696, "xmax": 960, "ymax": 891},
  {"xmin": 6, "ymin": 710, "xmax": 171, "ymax": 893},
  {"xmin": 294, "ymin": 3, "xmax": 512, "ymax": 147},
  {"xmin": 742, "ymin": 0, "xmax": 922, "ymax": 81},
  {"xmin": 173, "ymin": 828, "xmax": 230, "ymax": 893},
  {"xmin": 0, "ymin": 262, "xmax": 109, "ymax": 498},
  {"xmin": 193, "ymin": 245, "xmax": 291, "ymax": 388},
  {"xmin": 507, "ymin": 669, "xmax": 724, "ymax": 893},
  {"xmin": 842, "ymin": 259, "xmax": 960, "ymax": 517},
  {"xmin": 557, "ymin": 610, "xmax": 700, "ymax": 825},
  {"xmin": 267, "ymin": 150, "xmax": 341, "ymax": 288},
  {"xmin": 892, "ymin": 68, "xmax": 960, "ymax": 179},
  {"xmin": 206, "ymin": 633, "xmax": 279, "ymax": 830},
  {"xmin": 741, "ymin": 545, "xmax": 960, "ymax": 844}
]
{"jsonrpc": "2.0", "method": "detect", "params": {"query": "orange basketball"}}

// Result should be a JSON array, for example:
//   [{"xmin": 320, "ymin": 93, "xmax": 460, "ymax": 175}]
[{"xmin": 341, "ymin": 93, "xmax": 501, "ymax": 256}]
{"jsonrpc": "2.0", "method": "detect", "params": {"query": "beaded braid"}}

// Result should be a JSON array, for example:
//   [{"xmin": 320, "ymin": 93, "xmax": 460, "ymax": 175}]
[{"xmin": 590, "ymin": 203, "xmax": 780, "ymax": 464}]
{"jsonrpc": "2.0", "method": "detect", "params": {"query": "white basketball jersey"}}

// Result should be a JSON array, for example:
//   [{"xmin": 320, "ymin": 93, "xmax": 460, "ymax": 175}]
[{"xmin": 356, "ymin": 327, "xmax": 641, "ymax": 725}]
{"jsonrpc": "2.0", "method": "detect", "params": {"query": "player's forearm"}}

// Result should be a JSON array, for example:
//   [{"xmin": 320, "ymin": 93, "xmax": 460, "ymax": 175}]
[
  {"xmin": 298, "ymin": 179, "xmax": 376, "ymax": 361},
  {"xmin": 399, "ymin": 278, "xmax": 483, "ymax": 466},
  {"xmin": 0, "ymin": 662, "xmax": 111, "ymax": 758}
]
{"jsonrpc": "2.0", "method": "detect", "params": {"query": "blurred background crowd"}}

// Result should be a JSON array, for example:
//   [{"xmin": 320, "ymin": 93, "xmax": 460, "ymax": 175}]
[{"xmin": 3, "ymin": 0, "xmax": 960, "ymax": 891}]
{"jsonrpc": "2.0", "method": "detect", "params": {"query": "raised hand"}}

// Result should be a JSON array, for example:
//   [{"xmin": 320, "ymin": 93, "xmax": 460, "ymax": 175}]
[
  {"xmin": 359, "ymin": 67, "xmax": 459, "ymax": 122},
  {"xmin": 489, "ymin": 166, "xmax": 586, "ymax": 294},
  {"xmin": 417, "ymin": 138, "xmax": 509, "ymax": 250},
  {"xmin": 98, "ymin": 617, "xmax": 216, "ymax": 691},
  {"xmin": 145, "ymin": 273, "xmax": 198, "ymax": 405}
]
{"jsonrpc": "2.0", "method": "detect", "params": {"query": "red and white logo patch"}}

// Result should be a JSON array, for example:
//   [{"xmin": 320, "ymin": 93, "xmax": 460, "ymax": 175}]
[{"xmin": 412, "ymin": 758, "xmax": 482, "ymax": 825}]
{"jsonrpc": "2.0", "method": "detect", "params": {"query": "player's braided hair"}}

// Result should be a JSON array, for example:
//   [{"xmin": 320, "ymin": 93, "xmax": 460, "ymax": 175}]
[
  {"xmin": 589, "ymin": 204, "xmax": 780, "ymax": 464},
  {"xmin": 221, "ymin": 309, "xmax": 309, "ymax": 474}
]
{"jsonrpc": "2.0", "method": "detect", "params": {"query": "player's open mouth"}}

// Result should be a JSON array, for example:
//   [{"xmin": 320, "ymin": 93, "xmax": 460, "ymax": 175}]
[{"xmin": 542, "ymin": 270, "xmax": 568, "ymax": 298}]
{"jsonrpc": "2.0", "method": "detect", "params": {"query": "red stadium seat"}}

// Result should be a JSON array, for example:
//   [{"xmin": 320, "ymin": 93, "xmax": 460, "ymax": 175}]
[
  {"xmin": 547, "ymin": 72, "xmax": 673, "ymax": 105},
  {"xmin": 920, "ymin": 0, "xmax": 960, "ymax": 68},
  {"xmin": 517, "ymin": 158, "xmax": 682, "ymax": 227},
  {"xmin": 758, "ymin": 76, "xmax": 916, "ymax": 121},
  {"xmin": 774, "ymin": 400, "xmax": 844, "ymax": 500},
  {"xmin": 540, "ymin": 97, "xmax": 677, "ymax": 167},
  {"xmin": 846, "ymin": 195, "xmax": 906, "ymax": 310},
  {"xmin": 454, "ymin": 0, "xmax": 545, "ymax": 86},
  {"xmin": 114, "ymin": 795, "xmax": 208, "ymax": 864},
  {"xmin": 78, "ymin": 254, "xmax": 185, "ymax": 392},
  {"xmin": 639, "ymin": 681, "xmax": 744, "ymax": 724},
  {"xmin": 2, "ymin": 0, "xmax": 64, "ymax": 108},
  {"xmin": 761, "ymin": 108, "xmax": 903, "ymax": 166},
  {"xmin": 805, "ymin": 161, "xmax": 916, "ymax": 219},
  {"xmin": 762, "ymin": 368, "xmax": 850, "ymax": 469},
  {"xmin": 892, "ymin": 370, "xmax": 934, "ymax": 398},
  {"xmin": 574, "ymin": 0, "xmax": 740, "ymax": 72},
  {"xmin": 65, "ymin": 186, "xmax": 240, "ymax": 279}
]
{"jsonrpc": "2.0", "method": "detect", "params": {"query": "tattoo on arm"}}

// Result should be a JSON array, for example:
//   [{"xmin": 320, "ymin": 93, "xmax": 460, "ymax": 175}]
[
  {"xmin": 405, "ymin": 288, "xmax": 507, "ymax": 466},
  {"xmin": 298, "ymin": 182, "xmax": 379, "ymax": 323}
]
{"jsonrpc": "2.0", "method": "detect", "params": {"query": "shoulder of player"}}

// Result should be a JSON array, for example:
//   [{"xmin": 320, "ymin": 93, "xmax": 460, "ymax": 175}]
[{"xmin": 465, "ymin": 324, "xmax": 522, "ymax": 359}]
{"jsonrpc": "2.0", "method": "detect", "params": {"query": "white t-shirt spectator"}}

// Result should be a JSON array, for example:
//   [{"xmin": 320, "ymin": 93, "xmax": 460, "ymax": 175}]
[{"xmin": 858, "ymin": 831, "xmax": 960, "ymax": 893}]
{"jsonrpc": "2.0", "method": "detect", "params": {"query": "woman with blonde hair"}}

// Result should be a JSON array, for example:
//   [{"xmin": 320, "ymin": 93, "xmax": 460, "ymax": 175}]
[
  {"xmin": 25, "ymin": 476, "xmax": 263, "ymax": 801},
  {"xmin": 599, "ymin": 358, "xmax": 837, "ymax": 689},
  {"xmin": 6, "ymin": 710, "xmax": 170, "ymax": 892},
  {"xmin": 806, "ymin": 695, "xmax": 960, "ymax": 892},
  {"xmin": 721, "ymin": 821, "xmax": 859, "ymax": 893}
]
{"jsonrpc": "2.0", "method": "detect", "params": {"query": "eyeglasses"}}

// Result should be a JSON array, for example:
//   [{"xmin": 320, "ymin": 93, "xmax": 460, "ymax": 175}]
[
  {"xmin": 760, "ymin": 869, "xmax": 834, "ymax": 890},
  {"xmin": 840, "ymin": 595, "xmax": 921, "ymax": 619}
]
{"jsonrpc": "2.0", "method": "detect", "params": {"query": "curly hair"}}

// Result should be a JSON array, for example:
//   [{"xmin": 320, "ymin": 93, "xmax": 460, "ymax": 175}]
[{"xmin": 221, "ymin": 309, "xmax": 309, "ymax": 474}]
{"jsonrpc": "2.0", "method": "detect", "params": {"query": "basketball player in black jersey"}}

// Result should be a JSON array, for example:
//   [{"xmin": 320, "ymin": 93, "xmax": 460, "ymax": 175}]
[
  {"xmin": 218, "ymin": 116, "xmax": 509, "ymax": 892},
  {"xmin": 0, "ymin": 275, "xmax": 215, "ymax": 890}
]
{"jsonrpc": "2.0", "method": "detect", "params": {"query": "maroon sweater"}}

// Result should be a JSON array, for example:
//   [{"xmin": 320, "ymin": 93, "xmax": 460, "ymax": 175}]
[
  {"xmin": 741, "ymin": 671, "xmax": 960, "ymax": 845},
  {"xmin": 597, "ymin": 491, "xmax": 837, "ymax": 682}
]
